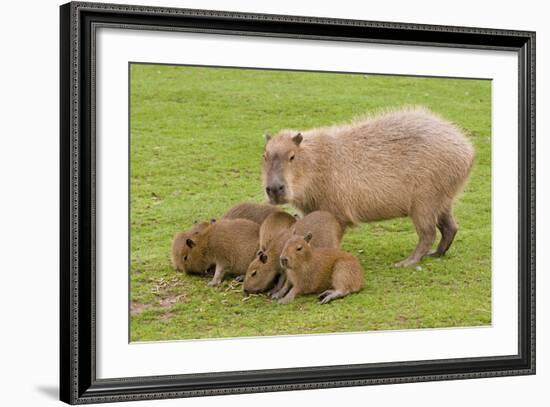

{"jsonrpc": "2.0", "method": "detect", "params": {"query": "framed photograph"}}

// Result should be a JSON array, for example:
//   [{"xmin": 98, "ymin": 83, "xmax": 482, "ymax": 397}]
[{"xmin": 60, "ymin": 1, "xmax": 535, "ymax": 404}]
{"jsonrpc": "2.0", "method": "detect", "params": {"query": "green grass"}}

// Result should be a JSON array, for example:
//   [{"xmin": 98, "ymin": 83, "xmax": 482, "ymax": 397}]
[{"xmin": 130, "ymin": 64, "xmax": 492, "ymax": 341}]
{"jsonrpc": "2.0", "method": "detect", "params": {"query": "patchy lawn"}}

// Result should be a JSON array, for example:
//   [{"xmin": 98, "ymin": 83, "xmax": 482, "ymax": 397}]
[{"xmin": 130, "ymin": 64, "xmax": 491, "ymax": 341}]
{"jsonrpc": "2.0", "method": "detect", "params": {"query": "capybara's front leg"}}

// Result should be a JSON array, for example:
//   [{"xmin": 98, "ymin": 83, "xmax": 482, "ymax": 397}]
[
  {"xmin": 267, "ymin": 272, "xmax": 286, "ymax": 297},
  {"xmin": 271, "ymin": 277, "xmax": 291, "ymax": 299},
  {"xmin": 207, "ymin": 264, "xmax": 225, "ymax": 286},
  {"xmin": 278, "ymin": 286, "xmax": 299, "ymax": 305}
]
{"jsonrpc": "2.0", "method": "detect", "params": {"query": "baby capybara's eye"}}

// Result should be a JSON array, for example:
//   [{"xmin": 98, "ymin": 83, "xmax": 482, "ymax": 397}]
[
  {"xmin": 251, "ymin": 270, "xmax": 257, "ymax": 277},
  {"xmin": 297, "ymin": 246, "xmax": 302, "ymax": 251},
  {"xmin": 183, "ymin": 255, "xmax": 188, "ymax": 261},
  {"xmin": 289, "ymin": 154, "xmax": 295, "ymax": 162}
]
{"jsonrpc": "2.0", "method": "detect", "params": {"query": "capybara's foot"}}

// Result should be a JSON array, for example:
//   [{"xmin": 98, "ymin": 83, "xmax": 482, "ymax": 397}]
[
  {"xmin": 271, "ymin": 282, "xmax": 291, "ymax": 299},
  {"xmin": 278, "ymin": 296, "xmax": 293, "ymax": 305},
  {"xmin": 278, "ymin": 288, "xmax": 298, "ymax": 304},
  {"xmin": 318, "ymin": 290, "xmax": 344, "ymax": 304},
  {"xmin": 427, "ymin": 249, "xmax": 443, "ymax": 258},
  {"xmin": 234, "ymin": 275, "xmax": 244, "ymax": 283},
  {"xmin": 318, "ymin": 290, "xmax": 333, "ymax": 300},
  {"xmin": 271, "ymin": 290, "xmax": 285, "ymax": 300},
  {"xmin": 394, "ymin": 257, "xmax": 421, "ymax": 267},
  {"xmin": 207, "ymin": 279, "xmax": 221, "ymax": 287}
]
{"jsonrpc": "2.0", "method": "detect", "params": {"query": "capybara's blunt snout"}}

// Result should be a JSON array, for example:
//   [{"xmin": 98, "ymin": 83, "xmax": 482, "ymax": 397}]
[{"xmin": 266, "ymin": 184, "xmax": 285, "ymax": 203}]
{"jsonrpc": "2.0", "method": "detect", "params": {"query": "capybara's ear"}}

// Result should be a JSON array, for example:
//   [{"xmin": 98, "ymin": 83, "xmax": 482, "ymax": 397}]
[
  {"xmin": 257, "ymin": 250, "xmax": 264, "ymax": 257},
  {"xmin": 304, "ymin": 232, "xmax": 313, "ymax": 243},
  {"xmin": 292, "ymin": 133, "xmax": 303, "ymax": 146},
  {"xmin": 260, "ymin": 253, "xmax": 268, "ymax": 264},
  {"xmin": 186, "ymin": 238, "xmax": 195, "ymax": 248},
  {"xmin": 210, "ymin": 218, "xmax": 216, "ymax": 224},
  {"xmin": 193, "ymin": 220, "xmax": 198, "ymax": 224},
  {"xmin": 264, "ymin": 133, "xmax": 272, "ymax": 142}
]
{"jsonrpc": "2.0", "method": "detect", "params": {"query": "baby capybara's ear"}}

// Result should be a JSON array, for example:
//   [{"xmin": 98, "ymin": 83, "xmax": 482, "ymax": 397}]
[
  {"xmin": 210, "ymin": 218, "xmax": 216, "ymax": 224},
  {"xmin": 186, "ymin": 238, "xmax": 195, "ymax": 248},
  {"xmin": 304, "ymin": 232, "xmax": 313, "ymax": 243},
  {"xmin": 264, "ymin": 133, "xmax": 272, "ymax": 142},
  {"xmin": 257, "ymin": 250, "xmax": 264, "ymax": 257},
  {"xmin": 292, "ymin": 133, "xmax": 303, "ymax": 146},
  {"xmin": 260, "ymin": 253, "xmax": 268, "ymax": 264}
]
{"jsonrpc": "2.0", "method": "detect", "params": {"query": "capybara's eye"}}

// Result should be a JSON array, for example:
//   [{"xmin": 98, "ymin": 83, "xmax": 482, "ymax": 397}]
[
  {"xmin": 183, "ymin": 255, "xmax": 188, "ymax": 261},
  {"xmin": 297, "ymin": 246, "xmax": 302, "ymax": 251},
  {"xmin": 251, "ymin": 270, "xmax": 257, "ymax": 277},
  {"xmin": 289, "ymin": 154, "xmax": 295, "ymax": 162}
]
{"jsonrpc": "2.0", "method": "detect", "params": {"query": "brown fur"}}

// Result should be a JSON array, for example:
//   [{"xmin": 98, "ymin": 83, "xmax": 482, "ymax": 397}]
[
  {"xmin": 258, "ymin": 211, "xmax": 297, "ymax": 251},
  {"xmin": 170, "ymin": 202, "xmax": 276, "ymax": 274},
  {"xmin": 243, "ymin": 211, "xmax": 343, "ymax": 294},
  {"xmin": 262, "ymin": 107, "xmax": 474, "ymax": 266},
  {"xmin": 170, "ymin": 222, "xmax": 210, "ymax": 274},
  {"xmin": 277, "ymin": 233, "xmax": 364, "ymax": 304},
  {"xmin": 221, "ymin": 202, "xmax": 279, "ymax": 224},
  {"xmin": 185, "ymin": 218, "xmax": 260, "ymax": 286}
]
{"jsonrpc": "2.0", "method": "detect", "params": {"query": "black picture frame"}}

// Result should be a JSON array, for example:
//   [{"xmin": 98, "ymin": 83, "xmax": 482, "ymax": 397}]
[{"xmin": 60, "ymin": 1, "xmax": 536, "ymax": 404}]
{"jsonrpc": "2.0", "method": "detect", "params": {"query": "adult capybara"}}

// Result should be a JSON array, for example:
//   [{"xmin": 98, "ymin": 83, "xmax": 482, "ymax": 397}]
[
  {"xmin": 262, "ymin": 107, "xmax": 474, "ymax": 267},
  {"xmin": 278, "ymin": 232, "xmax": 364, "ymax": 304},
  {"xmin": 243, "ymin": 211, "xmax": 343, "ymax": 295},
  {"xmin": 221, "ymin": 202, "xmax": 279, "ymax": 225},
  {"xmin": 184, "ymin": 218, "xmax": 260, "ymax": 286}
]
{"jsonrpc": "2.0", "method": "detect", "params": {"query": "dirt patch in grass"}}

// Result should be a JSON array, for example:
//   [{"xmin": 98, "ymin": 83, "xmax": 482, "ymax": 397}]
[
  {"xmin": 130, "ymin": 302, "xmax": 151, "ymax": 316},
  {"xmin": 159, "ymin": 294, "xmax": 187, "ymax": 308}
]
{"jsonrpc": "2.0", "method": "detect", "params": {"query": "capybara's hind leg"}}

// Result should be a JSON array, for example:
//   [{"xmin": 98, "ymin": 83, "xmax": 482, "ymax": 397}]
[
  {"xmin": 429, "ymin": 208, "xmax": 458, "ymax": 257},
  {"xmin": 318, "ymin": 290, "xmax": 345, "ymax": 304},
  {"xmin": 323, "ymin": 259, "xmax": 362, "ymax": 303},
  {"xmin": 395, "ymin": 207, "xmax": 436, "ymax": 267}
]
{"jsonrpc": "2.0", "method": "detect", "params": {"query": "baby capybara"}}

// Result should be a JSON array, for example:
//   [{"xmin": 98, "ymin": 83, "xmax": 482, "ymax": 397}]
[
  {"xmin": 258, "ymin": 211, "xmax": 297, "ymax": 251},
  {"xmin": 243, "ymin": 211, "xmax": 343, "ymax": 296},
  {"xmin": 171, "ymin": 222, "xmax": 210, "ymax": 274},
  {"xmin": 244, "ymin": 211, "xmax": 296, "ymax": 296},
  {"xmin": 278, "ymin": 232, "xmax": 364, "ymax": 304},
  {"xmin": 171, "ymin": 202, "xmax": 277, "ymax": 274},
  {"xmin": 184, "ymin": 218, "xmax": 260, "ymax": 286},
  {"xmin": 262, "ymin": 107, "xmax": 474, "ymax": 267}
]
